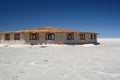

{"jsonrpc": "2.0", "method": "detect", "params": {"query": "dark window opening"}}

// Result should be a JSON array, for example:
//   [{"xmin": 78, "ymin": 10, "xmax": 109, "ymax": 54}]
[
  {"xmin": 29, "ymin": 33, "xmax": 39, "ymax": 40},
  {"xmin": 80, "ymin": 34, "xmax": 85, "ymax": 40},
  {"xmin": 91, "ymin": 34, "xmax": 93, "ymax": 40},
  {"xmin": 67, "ymin": 33, "xmax": 74, "ymax": 40},
  {"xmin": 14, "ymin": 34, "xmax": 20, "ymax": 40},
  {"xmin": 94, "ymin": 34, "xmax": 96, "ymax": 39},
  {"xmin": 45, "ymin": 33, "xmax": 55, "ymax": 40},
  {"xmin": 5, "ymin": 34, "xmax": 10, "ymax": 40}
]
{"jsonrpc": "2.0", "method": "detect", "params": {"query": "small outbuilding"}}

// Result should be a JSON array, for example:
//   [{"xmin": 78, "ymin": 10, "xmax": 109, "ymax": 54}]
[{"xmin": 0, "ymin": 26, "xmax": 98, "ymax": 45}]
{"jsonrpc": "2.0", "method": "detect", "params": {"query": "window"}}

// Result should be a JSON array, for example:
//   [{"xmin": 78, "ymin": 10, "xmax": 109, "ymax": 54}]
[
  {"xmin": 5, "ymin": 34, "xmax": 10, "ymax": 40},
  {"xmin": 80, "ymin": 34, "xmax": 85, "ymax": 40},
  {"xmin": 94, "ymin": 34, "xmax": 96, "ymax": 39},
  {"xmin": 29, "ymin": 33, "xmax": 39, "ymax": 40},
  {"xmin": 14, "ymin": 34, "xmax": 20, "ymax": 40},
  {"xmin": 91, "ymin": 34, "xmax": 93, "ymax": 40},
  {"xmin": 45, "ymin": 33, "xmax": 55, "ymax": 40},
  {"xmin": 67, "ymin": 33, "xmax": 74, "ymax": 40}
]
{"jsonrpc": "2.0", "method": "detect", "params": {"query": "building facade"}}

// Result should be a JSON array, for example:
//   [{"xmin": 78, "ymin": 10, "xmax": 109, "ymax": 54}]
[{"xmin": 0, "ymin": 26, "xmax": 98, "ymax": 45}]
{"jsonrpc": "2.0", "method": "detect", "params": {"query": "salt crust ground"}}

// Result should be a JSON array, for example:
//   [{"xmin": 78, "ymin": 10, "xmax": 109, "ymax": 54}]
[{"xmin": 0, "ymin": 38, "xmax": 120, "ymax": 80}]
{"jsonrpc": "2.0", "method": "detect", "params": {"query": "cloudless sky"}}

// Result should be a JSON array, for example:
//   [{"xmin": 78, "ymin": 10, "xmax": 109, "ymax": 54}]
[{"xmin": 0, "ymin": 0, "xmax": 120, "ymax": 38}]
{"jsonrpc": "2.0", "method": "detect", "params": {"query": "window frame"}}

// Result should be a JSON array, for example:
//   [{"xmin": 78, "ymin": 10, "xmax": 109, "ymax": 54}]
[
  {"xmin": 29, "ymin": 33, "xmax": 39, "ymax": 40},
  {"xmin": 80, "ymin": 34, "xmax": 85, "ymax": 40},
  {"xmin": 5, "ymin": 34, "xmax": 10, "ymax": 40},
  {"xmin": 45, "ymin": 33, "xmax": 55, "ymax": 40},
  {"xmin": 14, "ymin": 34, "xmax": 20, "ymax": 40},
  {"xmin": 91, "ymin": 34, "xmax": 93, "ymax": 40},
  {"xmin": 67, "ymin": 33, "xmax": 74, "ymax": 40},
  {"xmin": 94, "ymin": 34, "xmax": 96, "ymax": 39}
]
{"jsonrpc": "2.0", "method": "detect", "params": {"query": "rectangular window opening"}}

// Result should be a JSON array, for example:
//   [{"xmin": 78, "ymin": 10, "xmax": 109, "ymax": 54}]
[
  {"xmin": 91, "ymin": 34, "xmax": 93, "ymax": 40},
  {"xmin": 45, "ymin": 33, "xmax": 55, "ymax": 40},
  {"xmin": 80, "ymin": 34, "xmax": 85, "ymax": 40},
  {"xmin": 5, "ymin": 34, "xmax": 10, "ymax": 40},
  {"xmin": 29, "ymin": 33, "xmax": 39, "ymax": 40},
  {"xmin": 67, "ymin": 33, "xmax": 74, "ymax": 40},
  {"xmin": 94, "ymin": 34, "xmax": 96, "ymax": 39},
  {"xmin": 14, "ymin": 34, "xmax": 20, "ymax": 40}
]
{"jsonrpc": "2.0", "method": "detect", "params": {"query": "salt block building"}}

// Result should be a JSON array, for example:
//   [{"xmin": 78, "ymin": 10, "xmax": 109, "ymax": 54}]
[{"xmin": 0, "ymin": 26, "xmax": 98, "ymax": 45}]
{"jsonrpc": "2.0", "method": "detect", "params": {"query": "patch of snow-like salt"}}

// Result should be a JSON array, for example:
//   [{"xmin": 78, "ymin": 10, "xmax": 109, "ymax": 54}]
[
  {"xmin": 0, "ymin": 44, "xmax": 9, "ymax": 47},
  {"xmin": 111, "ymin": 73, "xmax": 120, "ymax": 78},
  {"xmin": 0, "ymin": 44, "xmax": 32, "ymax": 48},
  {"xmin": 29, "ymin": 62, "xmax": 36, "ymax": 65},
  {"xmin": 82, "ymin": 44, "xmax": 95, "ymax": 47},
  {"xmin": 9, "ymin": 45, "xmax": 32, "ymax": 48},
  {"xmin": 95, "ymin": 71, "xmax": 120, "ymax": 78},
  {"xmin": 95, "ymin": 71, "xmax": 107, "ymax": 75},
  {"xmin": 0, "ymin": 44, "xmax": 68, "ymax": 48}
]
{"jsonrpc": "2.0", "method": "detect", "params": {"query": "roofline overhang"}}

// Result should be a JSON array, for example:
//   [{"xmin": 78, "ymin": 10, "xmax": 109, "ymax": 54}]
[
  {"xmin": 0, "ymin": 26, "xmax": 98, "ymax": 34},
  {"xmin": 0, "ymin": 31, "xmax": 98, "ymax": 34}
]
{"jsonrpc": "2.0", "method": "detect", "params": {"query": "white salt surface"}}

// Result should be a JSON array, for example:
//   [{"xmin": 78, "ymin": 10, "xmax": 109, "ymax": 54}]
[
  {"xmin": 82, "ymin": 44, "xmax": 95, "ymax": 47},
  {"xmin": 0, "ymin": 38, "xmax": 120, "ymax": 80}
]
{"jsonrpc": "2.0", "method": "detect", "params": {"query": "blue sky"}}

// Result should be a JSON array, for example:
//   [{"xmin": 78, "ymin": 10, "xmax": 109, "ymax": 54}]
[{"xmin": 0, "ymin": 0, "xmax": 120, "ymax": 38}]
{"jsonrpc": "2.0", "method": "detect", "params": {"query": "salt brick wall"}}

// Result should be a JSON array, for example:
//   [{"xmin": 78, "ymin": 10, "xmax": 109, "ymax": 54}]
[
  {"xmin": 0, "ymin": 33, "xmax": 97, "ymax": 44},
  {"xmin": 0, "ymin": 33, "xmax": 25, "ymax": 44}
]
